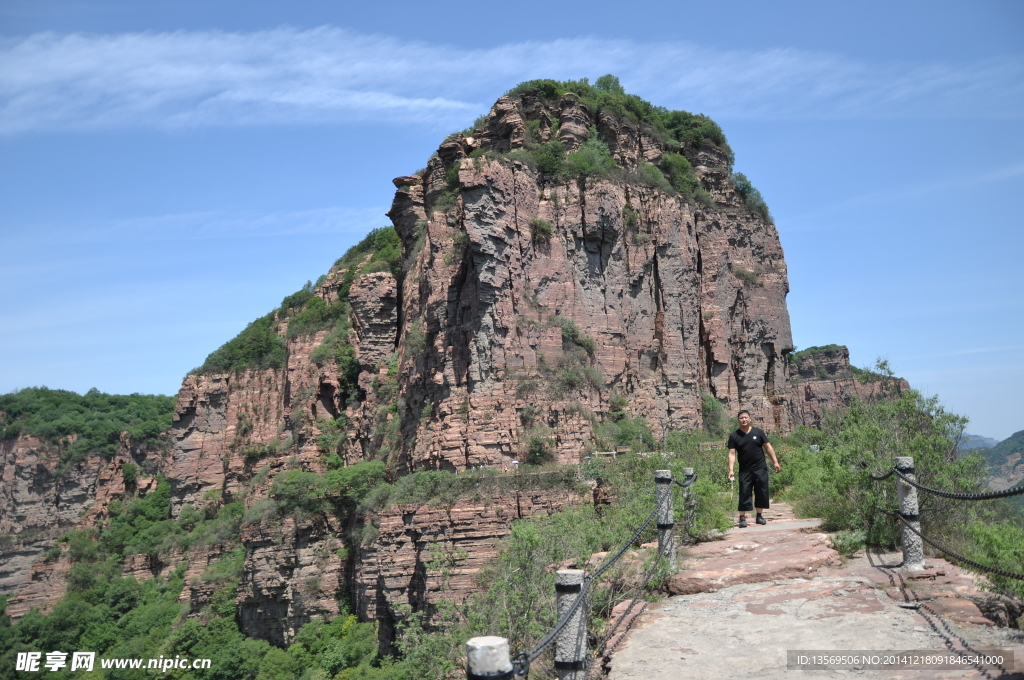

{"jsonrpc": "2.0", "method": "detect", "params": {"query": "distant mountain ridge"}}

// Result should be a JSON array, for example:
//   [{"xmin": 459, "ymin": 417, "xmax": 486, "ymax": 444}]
[
  {"xmin": 959, "ymin": 433, "xmax": 998, "ymax": 451},
  {"xmin": 978, "ymin": 430, "xmax": 1024, "ymax": 495}
]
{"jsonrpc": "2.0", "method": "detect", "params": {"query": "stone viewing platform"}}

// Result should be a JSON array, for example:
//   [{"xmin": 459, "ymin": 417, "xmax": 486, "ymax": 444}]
[{"xmin": 608, "ymin": 504, "xmax": 1024, "ymax": 679}]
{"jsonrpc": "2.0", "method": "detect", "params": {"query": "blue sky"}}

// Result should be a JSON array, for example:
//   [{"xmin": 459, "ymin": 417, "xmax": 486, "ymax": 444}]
[{"xmin": 1, "ymin": 1, "xmax": 1022, "ymax": 439}]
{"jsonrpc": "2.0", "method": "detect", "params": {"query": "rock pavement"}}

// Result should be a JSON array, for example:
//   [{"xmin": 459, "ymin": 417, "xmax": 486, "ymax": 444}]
[{"xmin": 609, "ymin": 504, "xmax": 1024, "ymax": 679}]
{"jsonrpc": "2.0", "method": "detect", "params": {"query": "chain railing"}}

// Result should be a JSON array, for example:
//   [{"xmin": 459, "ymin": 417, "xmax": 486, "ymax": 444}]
[
  {"xmin": 870, "ymin": 455, "xmax": 1023, "ymax": 581},
  {"xmin": 891, "ymin": 469, "xmax": 1024, "ymax": 500},
  {"xmin": 465, "ymin": 470, "xmax": 696, "ymax": 679}
]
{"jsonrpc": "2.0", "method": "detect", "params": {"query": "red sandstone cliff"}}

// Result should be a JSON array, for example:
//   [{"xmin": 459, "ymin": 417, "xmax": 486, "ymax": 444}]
[
  {"xmin": 786, "ymin": 345, "xmax": 909, "ymax": 428},
  {"xmin": 2, "ymin": 87, "xmax": 885, "ymax": 644}
]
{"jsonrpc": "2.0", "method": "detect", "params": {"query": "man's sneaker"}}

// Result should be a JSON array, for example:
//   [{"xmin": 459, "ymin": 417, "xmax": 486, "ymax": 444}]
[
  {"xmin": 738, "ymin": 517, "xmax": 748, "ymax": 528},
  {"xmin": 756, "ymin": 515, "xmax": 767, "ymax": 525}
]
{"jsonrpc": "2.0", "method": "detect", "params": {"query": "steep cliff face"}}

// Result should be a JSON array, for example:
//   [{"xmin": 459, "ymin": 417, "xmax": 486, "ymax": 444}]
[
  {"xmin": 375, "ymin": 90, "xmax": 793, "ymax": 477},
  {"xmin": 1, "ymin": 430, "xmax": 164, "ymax": 617},
  {"xmin": 3, "ymin": 81, "xmax": 806, "ymax": 641},
  {"xmin": 786, "ymin": 345, "xmax": 910, "ymax": 428},
  {"xmin": 351, "ymin": 486, "xmax": 583, "ymax": 651}
]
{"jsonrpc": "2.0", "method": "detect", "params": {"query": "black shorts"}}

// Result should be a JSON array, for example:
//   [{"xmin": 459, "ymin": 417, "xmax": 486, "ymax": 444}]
[{"xmin": 738, "ymin": 467, "xmax": 769, "ymax": 511}]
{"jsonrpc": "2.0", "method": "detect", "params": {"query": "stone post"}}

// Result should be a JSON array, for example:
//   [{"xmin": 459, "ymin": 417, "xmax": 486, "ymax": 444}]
[
  {"xmin": 655, "ymin": 470, "xmax": 676, "ymax": 570},
  {"xmin": 895, "ymin": 456, "xmax": 924, "ymax": 571},
  {"xmin": 465, "ymin": 636, "xmax": 513, "ymax": 679},
  {"xmin": 682, "ymin": 467, "xmax": 696, "ymax": 542},
  {"xmin": 555, "ymin": 569, "xmax": 587, "ymax": 680}
]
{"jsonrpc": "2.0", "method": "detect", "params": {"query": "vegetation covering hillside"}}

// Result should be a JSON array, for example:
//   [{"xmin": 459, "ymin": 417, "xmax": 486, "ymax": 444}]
[
  {"xmin": 0, "ymin": 388, "xmax": 175, "ymax": 471},
  {"xmin": 773, "ymin": 391, "xmax": 1024, "ymax": 598},
  {"xmin": 190, "ymin": 225, "xmax": 403, "ymax": 421},
  {"xmin": 978, "ymin": 430, "xmax": 1024, "ymax": 469},
  {"xmin": 0, "ymin": 444, "xmax": 732, "ymax": 680},
  {"xmin": 959, "ymin": 433, "xmax": 998, "ymax": 451},
  {"xmin": 456, "ymin": 75, "xmax": 771, "ymax": 220},
  {"xmin": 3, "ymin": 75, "xmax": 1021, "ymax": 680},
  {"xmin": 3, "ymin": 389, "xmax": 1022, "ymax": 679}
]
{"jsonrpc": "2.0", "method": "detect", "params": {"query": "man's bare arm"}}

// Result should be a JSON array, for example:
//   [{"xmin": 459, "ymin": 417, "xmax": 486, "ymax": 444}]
[
  {"xmin": 764, "ymin": 442, "xmax": 781, "ymax": 473},
  {"xmin": 728, "ymin": 448, "xmax": 737, "ymax": 480}
]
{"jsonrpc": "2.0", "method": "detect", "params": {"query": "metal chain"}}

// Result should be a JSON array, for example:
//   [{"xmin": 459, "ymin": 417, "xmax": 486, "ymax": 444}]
[
  {"xmin": 892, "ymin": 469, "xmax": 1024, "ymax": 501},
  {"xmin": 672, "ymin": 474, "xmax": 697, "ymax": 489},
  {"xmin": 879, "ymin": 509, "xmax": 1024, "ymax": 581},
  {"xmin": 869, "ymin": 467, "xmax": 897, "ymax": 481},
  {"xmin": 590, "ymin": 474, "xmax": 697, "ymax": 670},
  {"xmin": 514, "ymin": 473, "xmax": 694, "ymax": 672},
  {"xmin": 591, "ymin": 550, "xmax": 664, "ymax": 661}
]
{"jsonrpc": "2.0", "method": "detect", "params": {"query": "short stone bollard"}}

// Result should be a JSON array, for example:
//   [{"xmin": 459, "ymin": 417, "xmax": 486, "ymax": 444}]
[
  {"xmin": 682, "ymin": 467, "xmax": 696, "ymax": 541},
  {"xmin": 465, "ymin": 636, "xmax": 513, "ymax": 679},
  {"xmin": 895, "ymin": 456, "xmax": 924, "ymax": 571},
  {"xmin": 555, "ymin": 569, "xmax": 587, "ymax": 680},
  {"xmin": 655, "ymin": 470, "xmax": 676, "ymax": 570}
]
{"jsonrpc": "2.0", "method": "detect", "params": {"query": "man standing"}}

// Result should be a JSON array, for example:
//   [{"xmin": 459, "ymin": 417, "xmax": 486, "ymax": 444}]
[{"xmin": 727, "ymin": 410, "xmax": 781, "ymax": 528}]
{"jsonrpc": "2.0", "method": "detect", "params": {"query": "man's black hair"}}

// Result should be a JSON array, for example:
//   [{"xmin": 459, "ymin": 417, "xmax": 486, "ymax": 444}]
[{"xmin": 737, "ymin": 409, "xmax": 751, "ymax": 418}]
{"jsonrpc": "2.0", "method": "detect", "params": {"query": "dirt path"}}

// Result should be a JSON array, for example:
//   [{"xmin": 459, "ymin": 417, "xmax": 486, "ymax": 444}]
[{"xmin": 607, "ymin": 504, "xmax": 1024, "ymax": 679}]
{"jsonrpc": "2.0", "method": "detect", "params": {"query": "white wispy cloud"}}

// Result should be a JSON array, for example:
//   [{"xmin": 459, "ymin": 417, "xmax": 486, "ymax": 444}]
[
  {"xmin": 0, "ymin": 205, "xmax": 389, "ymax": 246},
  {"xmin": 1, "ymin": 26, "xmax": 1022, "ymax": 133}
]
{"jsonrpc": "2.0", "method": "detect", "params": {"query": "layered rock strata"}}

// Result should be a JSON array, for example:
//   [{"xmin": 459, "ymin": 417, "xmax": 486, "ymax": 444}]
[
  {"xmin": 379, "ymin": 95, "xmax": 793, "ymax": 477},
  {"xmin": 4, "ymin": 87, "xmax": 859, "ymax": 646},
  {"xmin": 1, "ymin": 433, "xmax": 163, "ymax": 616},
  {"xmin": 786, "ymin": 346, "xmax": 910, "ymax": 428}
]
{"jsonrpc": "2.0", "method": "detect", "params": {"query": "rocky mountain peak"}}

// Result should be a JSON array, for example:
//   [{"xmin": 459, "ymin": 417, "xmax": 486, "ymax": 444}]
[{"xmin": 1, "ymin": 77, "xmax": 863, "ymax": 642}]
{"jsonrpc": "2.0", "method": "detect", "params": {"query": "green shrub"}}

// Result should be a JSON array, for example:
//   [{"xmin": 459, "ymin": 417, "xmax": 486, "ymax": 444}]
[
  {"xmin": 525, "ymin": 434, "xmax": 555, "ymax": 465},
  {"xmin": 730, "ymin": 263, "xmax": 763, "ymax": 287},
  {"xmin": 700, "ymin": 394, "xmax": 729, "ymax": 437},
  {"xmin": 515, "ymin": 375, "xmax": 539, "ymax": 398},
  {"xmin": 241, "ymin": 498, "xmax": 279, "ymax": 526},
  {"xmin": 122, "ymin": 463, "xmax": 138, "ymax": 487},
  {"xmin": 731, "ymin": 172, "xmax": 772, "ymax": 222},
  {"xmin": 405, "ymin": 316, "xmax": 428, "ymax": 356},
  {"xmin": 965, "ymin": 521, "xmax": 1024, "ymax": 598},
  {"xmin": 626, "ymin": 164, "xmax": 673, "ymax": 193},
  {"xmin": 529, "ymin": 217, "xmax": 553, "ymax": 241},
  {"xmin": 623, "ymin": 205, "xmax": 639, "ymax": 230},
  {"xmin": 564, "ymin": 135, "xmax": 615, "ymax": 180},
  {"xmin": 659, "ymin": 152, "xmax": 701, "ymax": 196},
  {"xmin": 270, "ymin": 470, "xmax": 329, "ymax": 516},
  {"xmin": 194, "ymin": 313, "xmax": 286, "ymax": 375},
  {"xmin": 694, "ymin": 187, "xmax": 715, "ymax": 207},
  {"xmin": 778, "ymin": 392, "xmax": 984, "ymax": 550},
  {"xmin": 317, "ymin": 416, "xmax": 348, "ymax": 453},
  {"xmin": 503, "ymin": 76, "xmax": 734, "ymax": 172},
  {"xmin": 593, "ymin": 416, "xmax": 656, "ymax": 450},
  {"xmin": 520, "ymin": 404, "xmax": 538, "ymax": 427},
  {"xmin": 532, "ymin": 139, "xmax": 566, "ymax": 175},
  {"xmin": 240, "ymin": 444, "xmax": 275, "ymax": 462},
  {"xmin": 324, "ymin": 460, "xmax": 387, "ymax": 507},
  {"xmin": 554, "ymin": 362, "xmax": 604, "ymax": 393},
  {"xmin": 446, "ymin": 230, "xmax": 470, "ymax": 264},
  {"xmin": 332, "ymin": 226, "xmax": 403, "ymax": 280},
  {"xmin": 285, "ymin": 296, "xmax": 349, "ymax": 339},
  {"xmin": 830, "ymin": 530, "xmax": 866, "ymax": 556},
  {"xmin": 311, "ymin": 332, "xmax": 361, "ymax": 407},
  {"xmin": 662, "ymin": 109, "xmax": 730, "ymax": 152},
  {"xmin": 358, "ymin": 467, "xmax": 580, "ymax": 514},
  {"xmin": 278, "ymin": 283, "xmax": 313, "ymax": 319},
  {"xmin": 550, "ymin": 315, "xmax": 596, "ymax": 355},
  {"xmin": 594, "ymin": 74, "xmax": 625, "ymax": 95},
  {"xmin": 608, "ymin": 394, "xmax": 628, "ymax": 420}
]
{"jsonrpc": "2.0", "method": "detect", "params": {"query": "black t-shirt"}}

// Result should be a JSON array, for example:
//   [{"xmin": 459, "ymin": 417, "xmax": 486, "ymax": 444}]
[{"xmin": 728, "ymin": 427, "xmax": 770, "ymax": 471}]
